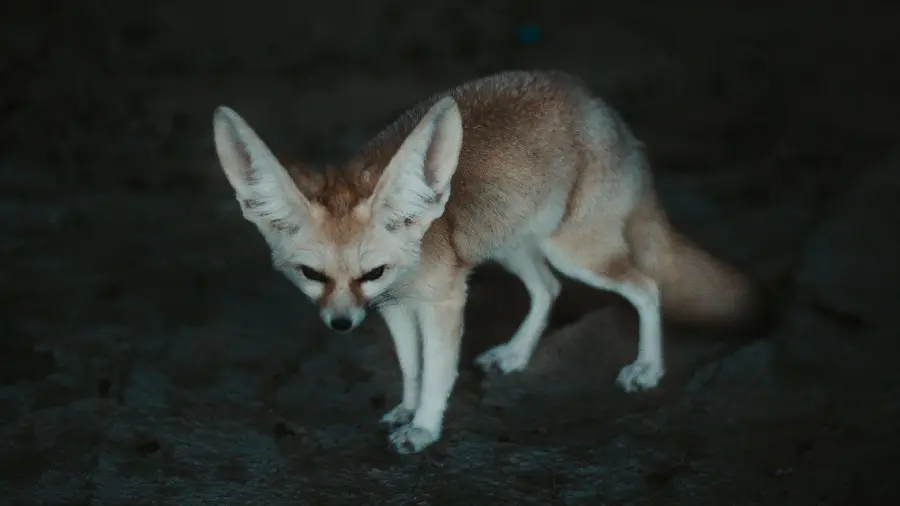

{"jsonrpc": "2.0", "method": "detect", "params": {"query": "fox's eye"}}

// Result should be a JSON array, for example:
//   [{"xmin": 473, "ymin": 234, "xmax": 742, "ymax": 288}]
[
  {"xmin": 358, "ymin": 265, "xmax": 386, "ymax": 283},
  {"xmin": 298, "ymin": 265, "xmax": 329, "ymax": 282}
]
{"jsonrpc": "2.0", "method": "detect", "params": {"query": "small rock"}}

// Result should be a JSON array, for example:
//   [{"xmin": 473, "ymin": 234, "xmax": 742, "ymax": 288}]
[
  {"xmin": 273, "ymin": 419, "xmax": 308, "ymax": 439},
  {"xmin": 135, "ymin": 439, "xmax": 161, "ymax": 455},
  {"xmin": 97, "ymin": 378, "xmax": 112, "ymax": 398}
]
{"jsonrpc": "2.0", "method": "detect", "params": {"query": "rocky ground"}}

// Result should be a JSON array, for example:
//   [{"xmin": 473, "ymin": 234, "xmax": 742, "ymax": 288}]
[{"xmin": 3, "ymin": 0, "xmax": 900, "ymax": 504}]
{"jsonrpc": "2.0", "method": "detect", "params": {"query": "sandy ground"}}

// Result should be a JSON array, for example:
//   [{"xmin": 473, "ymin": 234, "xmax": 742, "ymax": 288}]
[{"xmin": 3, "ymin": 0, "xmax": 900, "ymax": 504}]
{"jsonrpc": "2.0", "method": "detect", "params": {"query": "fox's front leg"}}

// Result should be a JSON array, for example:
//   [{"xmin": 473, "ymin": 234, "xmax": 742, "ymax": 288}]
[
  {"xmin": 388, "ymin": 281, "xmax": 466, "ymax": 454},
  {"xmin": 378, "ymin": 303, "xmax": 421, "ymax": 432}
]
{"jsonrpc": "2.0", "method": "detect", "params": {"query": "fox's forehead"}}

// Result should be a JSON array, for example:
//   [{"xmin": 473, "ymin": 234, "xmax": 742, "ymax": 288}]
[
  {"xmin": 308, "ymin": 201, "xmax": 376, "ymax": 246},
  {"xmin": 276, "ymin": 213, "xmax": 388, "ymax": 270},
  {"xmin": 289, "ymin": 162, "xmax": 383, "ymax": 216},
  {"xmin": 277, "ymin": 162, "xmax": 397, "ymax": 270}
]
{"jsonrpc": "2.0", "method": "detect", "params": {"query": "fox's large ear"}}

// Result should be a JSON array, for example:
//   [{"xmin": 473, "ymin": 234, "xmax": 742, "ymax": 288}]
[
  {"xmin": 213, "ymin": 106, "xmax": 310, "ymax": 233},
  {"xmin": 369, "ymin": 96, "xmax": 463, "ymax": 233}
]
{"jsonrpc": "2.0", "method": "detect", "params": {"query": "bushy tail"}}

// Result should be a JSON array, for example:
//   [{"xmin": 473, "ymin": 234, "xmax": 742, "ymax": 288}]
[{"xmin": 627, "ymin": 189, "xmax": 773, "ymax": 334}]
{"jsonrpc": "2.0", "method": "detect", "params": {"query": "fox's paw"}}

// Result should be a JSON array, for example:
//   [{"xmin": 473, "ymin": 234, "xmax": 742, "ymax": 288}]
[
  {"xmin": 616, "ymin": 361, "xmax": 664, "ymax": 393},
  {"xmin": 378, "ymin": 404, "xmax": 414, "ymax": 433},
  {"xmin": 475, "ymin": 343, "xmax": 531, "ymax": 374},
  {"xmin": 388, "ymin": 425, "xmax": 439, "ymax": 454}
]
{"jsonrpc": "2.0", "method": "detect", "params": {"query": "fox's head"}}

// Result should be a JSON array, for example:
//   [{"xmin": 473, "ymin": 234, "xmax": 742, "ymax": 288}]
[{"xmin": 212, "ymin": 97, "xmax": 463, "ymax": 333}]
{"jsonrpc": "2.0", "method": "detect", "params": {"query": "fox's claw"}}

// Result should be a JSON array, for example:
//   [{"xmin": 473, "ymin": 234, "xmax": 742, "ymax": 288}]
[
  {"xmin": 388, "ymin": 425, "xmax": 439, "ymax": 454},
  {"xmin": 378, "ymin": 404, "xmax": 414, "ymax": 433},
  {"xmin": 475, "ymin": 343, "xmax": 531, "ymax": 374},
  {"xmin": 616, "ymin": 361, "xmax": 664, "ymax": 392}
]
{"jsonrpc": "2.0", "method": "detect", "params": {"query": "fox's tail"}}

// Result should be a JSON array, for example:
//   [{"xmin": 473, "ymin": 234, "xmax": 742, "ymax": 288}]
[{"xmin": 627, "ymin": 188, "xmax": 774, "ymax": 335}]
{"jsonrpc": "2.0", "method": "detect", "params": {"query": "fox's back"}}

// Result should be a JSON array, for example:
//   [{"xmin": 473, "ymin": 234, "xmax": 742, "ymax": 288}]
[{"xmin": 351, "ymin": 71, "xmax": 644, "ymax": 265}]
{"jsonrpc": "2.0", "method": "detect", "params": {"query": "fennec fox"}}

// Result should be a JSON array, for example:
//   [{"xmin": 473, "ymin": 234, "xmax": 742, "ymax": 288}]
[{"xmin": 212, "ymin": 71, "xmax": 762, "ymax": 454}]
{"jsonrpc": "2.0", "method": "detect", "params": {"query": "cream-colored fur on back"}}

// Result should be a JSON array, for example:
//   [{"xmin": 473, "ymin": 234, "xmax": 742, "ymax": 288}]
[{"xmin": 212, "ymin": 71, "xmax": 759, "ymax": 455}]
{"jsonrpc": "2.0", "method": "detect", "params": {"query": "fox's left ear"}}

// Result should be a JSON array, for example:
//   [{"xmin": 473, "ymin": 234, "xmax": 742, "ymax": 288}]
[{"xmin": 369, "ymin": 96, "xmax": 463, "ymax": 234}]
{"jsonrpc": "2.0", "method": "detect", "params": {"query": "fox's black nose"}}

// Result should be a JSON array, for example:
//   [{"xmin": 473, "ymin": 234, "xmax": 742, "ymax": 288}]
[{"xmin": 329, "ymin": 317, "xmax": 353, "ymax": 332}]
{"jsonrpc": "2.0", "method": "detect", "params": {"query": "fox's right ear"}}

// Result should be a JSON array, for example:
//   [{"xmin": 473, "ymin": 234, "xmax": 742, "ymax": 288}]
[{"xmin": 213, "ymin": 106, "xmax": 310, "ymax": 233}]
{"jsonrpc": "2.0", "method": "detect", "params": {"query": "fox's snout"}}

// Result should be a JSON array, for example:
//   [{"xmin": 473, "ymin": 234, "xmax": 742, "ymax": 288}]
[
  {"xmin": 326, "ymin": 315, "xmax": 354, "ymax": 332},
  {"xmin": 316, "ymin": 283, "xmax": 369, "ymax": 333},
  {"xmin": 320, "ymin": 307, "xmax": 366, "ymax": 333}
]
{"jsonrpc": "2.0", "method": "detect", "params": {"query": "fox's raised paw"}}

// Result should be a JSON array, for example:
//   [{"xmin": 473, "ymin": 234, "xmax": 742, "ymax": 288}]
[
  {"xmin": 616, "ymin": 361, "xmax": 664, "ymax": 393},
  {"xmin": 388, "ymin": 425, "xmax": 439, "ymax": 454},
  {"xmin": 475, "ymin": 343, "xmax": 531, "ymax": 374},
  {"xmin": 378, "ymin": 404, "xmax": 414, "ymax": 433}
]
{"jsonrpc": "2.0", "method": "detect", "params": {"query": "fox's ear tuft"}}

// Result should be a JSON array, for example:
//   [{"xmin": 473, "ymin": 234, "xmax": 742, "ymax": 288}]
[
  {"xmin": 369, "ymin": 96, "xmax": 463, "ymax": 233},
  {"xmin": 213, "ymin": 106, "xmax": 310, "ymax": 233}
]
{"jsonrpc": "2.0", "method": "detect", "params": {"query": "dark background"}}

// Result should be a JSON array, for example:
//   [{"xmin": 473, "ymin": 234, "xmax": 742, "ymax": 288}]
[{"xmin": 3, "ymin": 0, "xmax": 900, "ymax": 504}]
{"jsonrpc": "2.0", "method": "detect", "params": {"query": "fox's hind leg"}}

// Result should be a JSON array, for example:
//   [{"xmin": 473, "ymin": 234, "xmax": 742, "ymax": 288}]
[
  {"xmin": 540, "ymin": 228, "xmax": 665, "ymax": 392},
  {"xmin": 476, "ymin": 242, "xmax": 561, "ymax": 374}
]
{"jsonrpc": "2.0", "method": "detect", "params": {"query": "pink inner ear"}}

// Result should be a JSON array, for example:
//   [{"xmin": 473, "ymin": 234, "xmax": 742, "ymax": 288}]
[
  {"xmin": 423, "ymin": 143, "xmax": 439, "ymax": 188},
  {"xmin": 420, "ymin": 101, "xmax": 462, "ymax": 192},
  {"xmin": 236, "ymin": 141, "xmax": 252, "ymax": 170},
  {"xmin": 221, "ymin": 123, "xmax": 255, "ymax": 181},
  {"xmin": 423, "ymin": 119, "xmax": 449, "ymax": 188}
]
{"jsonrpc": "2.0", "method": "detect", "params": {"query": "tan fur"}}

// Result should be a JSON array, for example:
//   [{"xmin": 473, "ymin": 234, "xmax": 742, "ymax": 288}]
[
  {"xmin": 624, "ymin": 186, "xmax": 757, "ymax": 323},
  {"xmin": 212, "ymin": 70, "xmax": 761, "ymax": 455}
]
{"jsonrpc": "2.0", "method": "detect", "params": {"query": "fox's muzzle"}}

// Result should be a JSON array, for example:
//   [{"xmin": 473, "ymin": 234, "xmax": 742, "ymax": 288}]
[{"xmin": 321, "ymin": 307, "xmax": 366, "ymax": 333}]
